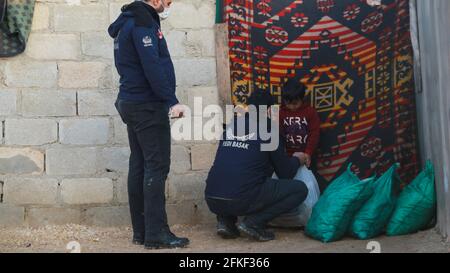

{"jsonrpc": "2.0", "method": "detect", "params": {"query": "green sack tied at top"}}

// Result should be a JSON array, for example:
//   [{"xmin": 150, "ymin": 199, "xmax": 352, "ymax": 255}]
[
  {"xmin": 306, "ymin": 164, "xmax": 375, "ymax": 243},
  {"xmin": 350, "ymin": 163, "xmax": 401, "ymax": 240},
  {"xmin": 386, "ymin": 160, "xmax": 436, "ymax": 236}
]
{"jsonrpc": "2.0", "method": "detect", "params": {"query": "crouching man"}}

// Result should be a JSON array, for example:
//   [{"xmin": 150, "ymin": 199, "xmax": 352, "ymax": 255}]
[{"xmin": 204, "ymin": 92, "xmax": 308, "ymax": 242}]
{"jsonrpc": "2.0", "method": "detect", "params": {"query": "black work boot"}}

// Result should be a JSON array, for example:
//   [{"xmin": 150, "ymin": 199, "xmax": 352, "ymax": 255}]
[
  {"xmin": 144, "ymin": 230, "xmax": 190, "ymax": 250},
  {"xmin": 132, "ymin": 239, "xmax": 144, "ymax": 246},
  {"xmin": 237, "ymin": 221, "xmax": 275, "ymax": 242},
  {"xmin": 217, "ymin": 218, "xmax": 240, "ymax": 239}
]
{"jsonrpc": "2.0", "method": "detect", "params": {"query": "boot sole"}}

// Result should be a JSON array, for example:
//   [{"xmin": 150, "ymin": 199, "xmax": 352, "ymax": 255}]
[
  {"xmin": 217, "ymin": 229, "xmax": 240, "ymax": 240},
  {"xmin": 237, "ymin": 224, "xmax": 275, "ymax": 242},
  {"xmin": 144, "ymin": 242, "xmax": 189, "ymax": 250},
  {"xmin": 132, "ymin": 240, "xmax": 144, "ymax": 246}
]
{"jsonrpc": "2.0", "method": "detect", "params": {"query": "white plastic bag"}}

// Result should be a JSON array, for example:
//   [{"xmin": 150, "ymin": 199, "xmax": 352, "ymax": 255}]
[{"xmin": 269, "ymin": 166, "xmax": 321, "ymax": 228}]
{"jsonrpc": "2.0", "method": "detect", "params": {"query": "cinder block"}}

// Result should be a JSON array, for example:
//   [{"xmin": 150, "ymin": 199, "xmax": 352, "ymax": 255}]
[
  {"xmin": 26, "ymin": 33, "xmax": 80, "ymax": 60},
  {"xmin": 112, "ymin": 65, "xmax": 120, "ymax": 89},
  {"xmin": 171, "ymin": 145, "xmax": 191, "ymax": 174},
  {"xmin": 167, "ymin": 2, "xmax": 215, "ymax": 29},
  {"xmin": 0, "ymin": 89, "xmax": 17, "ymax": 116},
  {"xmin": 46, "ymin": 147, "xmax": 98, "ymax": 175},
  {"xmin": 5, "ymin": 119, "xmax": 57, "ymax": 145},
  {"xmin": 61, "ymin": 178, "xmax": 114, "ymax": 205},
  {"xmin": 0, "ymin": 148, "xmax": 44, "ymax": 175},
  {"xmin": 171, "ymin": 115, "xmax": 223, "ymax": 144},
  {"xmin": 186, "ymin": 86, "xmax": 220, "ymax": 113},
  {"xmin": 109, "ymin": 1, "xmax": 131, "ymax": 23},
  {"xmin": 26, "ymin": 208, "xmax": 82, "ymax": 227},
  {"xmin": 168, "ymin": 172, "xmax": 207, "ymax": 202},
  {"xmin": 21, "ymin": 90, "xmax": 76, "ymax": 117},
  {"xmin": 113, "ymin": 117, "xmax": 129, "ymax": 145},
  {"xmin": 5, "ymin": 61, "xmax": 57, "ymax": 88},
  {"xmin": 186, "ymin": 29, "xmax": 216, "ymax": 57},
  {"xmin": 191, "ymin": 144, "xmax": 218, "ymax": 171},
  {"xmin": 0, "ymin": 62, "xmax": 4, "ymax": 86},
  {"xmin": 31, "ymin": 3, "xmax": 50, "ymax": 31},
  {"xmin": 115, "ymin": 176, "xmax": 128, "ymax": 204},
  {"xmin": 81, "ymin": 32, "xmax": 113, "ymax": 59},
  {"xmin": 166, "ymin": 200, "xmax": 215, "ymax": 225},
  {"xmin": 77, "ymin": 90, "xmax": 117, "ymax": 116},
  {"xmin": 59, "ymin": 118, "xmax": 110, "ymax": 145},
  {"xmin": 0, "ymin": 205, "xmax": 25, "ymax": 227},
  {"xmin": 83, "ymin": 206, "xmax": 131, "ymax": 226},
  {"xmin": 166, "ymin": 30, "xmax": 187, "ymax": 57},
  {"xmin": 58, "ymin": 61, "xmax": 108, "ymax": 89},
  {"xmin": 3, "ymin": 178, "xmax": 58, "ymax": 205},
  {"xmin": 54, "ymin": 5, "xmax": 109, "ymax": 32},
  {"xmin": 173, "ymin": 58, "xmax": 217, "ymax": 87},
  {"xmin": 98, "ymin": 147, "xmax": 130, "ymax": 173}
]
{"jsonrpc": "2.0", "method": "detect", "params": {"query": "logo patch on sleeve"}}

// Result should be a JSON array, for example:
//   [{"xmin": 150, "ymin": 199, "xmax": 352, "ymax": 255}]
[{"xmin": 142, "ymin": 36, "xmax": 153, "ymax": 47}]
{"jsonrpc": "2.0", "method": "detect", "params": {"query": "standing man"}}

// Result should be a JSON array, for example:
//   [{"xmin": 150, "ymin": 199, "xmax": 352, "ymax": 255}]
[{"xmin": 108, "ymin": 0, "xmax": 188, "ymax": 249}]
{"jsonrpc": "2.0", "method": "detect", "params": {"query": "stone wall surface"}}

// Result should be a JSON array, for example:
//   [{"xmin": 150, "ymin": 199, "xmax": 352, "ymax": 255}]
[{"xmin": 0, "ymin": 0, "xmax": 218, "ymax": 227}]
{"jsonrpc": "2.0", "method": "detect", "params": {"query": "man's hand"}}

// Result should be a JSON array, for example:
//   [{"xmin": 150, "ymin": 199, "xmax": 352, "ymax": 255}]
[
  {"xmin": 169, "ymin": 104, "xmax": 186, "ymax": 119},
  {"xmin": 292, "ymin": 152, "xmax": 312, "ymax": 168}
]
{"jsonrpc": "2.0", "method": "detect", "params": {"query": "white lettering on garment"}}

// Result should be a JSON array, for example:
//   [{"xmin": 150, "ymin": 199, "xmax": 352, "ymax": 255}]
[{"xmin": 222, "ymin": 140, "xmax": 250, "ymax": 150}]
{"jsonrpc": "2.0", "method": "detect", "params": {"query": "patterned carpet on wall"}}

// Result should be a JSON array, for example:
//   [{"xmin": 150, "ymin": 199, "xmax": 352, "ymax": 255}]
[{"xmin": 224, "ymin": 0, "xmax": 420, "ymax": 188}]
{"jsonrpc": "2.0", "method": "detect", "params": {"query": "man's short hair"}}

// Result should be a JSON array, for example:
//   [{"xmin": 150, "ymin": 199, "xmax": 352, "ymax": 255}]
[{"xmin": 282, "ymin": 79, "xmax": 306, "ymax": 104}]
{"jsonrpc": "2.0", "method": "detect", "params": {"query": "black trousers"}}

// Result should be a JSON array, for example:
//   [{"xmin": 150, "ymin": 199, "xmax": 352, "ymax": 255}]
[
  {"xmin": 206, "ymin": 178, "xmax": 308, "ymax": 228},
  {"xmin": 115, "ymin": 99, "xmax": 171, "ymax": 239}
]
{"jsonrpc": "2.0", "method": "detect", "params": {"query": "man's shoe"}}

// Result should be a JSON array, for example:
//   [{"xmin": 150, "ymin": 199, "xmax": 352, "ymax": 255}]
[
  {"xmin": 132, "ymin": 234, "xmax": 145, "ymax": 245},
  {"xmin": 132, "ymin": 238, "xmax": 144, "ymax": 245},
  {"xmin": 144, "ymin": 232, "xmax": 190, "ymax": 250},
  {"xmin": 237, "ymin": 222, "xmax": 275, "ymax": 242},
  {"xmin": 217, "ymin": 220, "xmax": 240, "ymax": 239}
]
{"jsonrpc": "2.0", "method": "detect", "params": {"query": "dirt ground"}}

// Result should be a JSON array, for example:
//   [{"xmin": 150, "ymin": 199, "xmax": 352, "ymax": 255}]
[{"xmin": 0, "ymin": 224, "xmax": 448, "ymax": 253}]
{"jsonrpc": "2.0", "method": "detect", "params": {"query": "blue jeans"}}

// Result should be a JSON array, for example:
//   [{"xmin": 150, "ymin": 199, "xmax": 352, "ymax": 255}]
[{"xmin": 115, "ymin": 99, "xmax": 171, "ymax": 239}]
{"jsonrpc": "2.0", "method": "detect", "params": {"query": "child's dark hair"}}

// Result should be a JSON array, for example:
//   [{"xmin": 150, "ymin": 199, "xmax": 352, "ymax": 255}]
[
  {"xmin": 282, "ymin": 79, "xmax": 306, "ymax": 104},
  {"xmin": 247, "ymin": 90, "xmax": 275, "ymax": 109}
]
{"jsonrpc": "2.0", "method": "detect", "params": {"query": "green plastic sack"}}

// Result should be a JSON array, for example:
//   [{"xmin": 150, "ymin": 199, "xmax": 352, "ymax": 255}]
[
  {"xmin": 350, "ymin": 163, "xmax": 401, "ymax": 240},
  {"xmin": 386, "ymin": 161, "xmax": 436, "ymax": 236},
  {"xmin": 305, "ymin": 165, "xmax": 375, "ymax": 243}
]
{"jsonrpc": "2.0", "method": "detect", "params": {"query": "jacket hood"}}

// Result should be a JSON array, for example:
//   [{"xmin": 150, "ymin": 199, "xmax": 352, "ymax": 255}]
[
  {"xmin": 108, "ymin": 1, "xmax": 160, "ymax": 38},
  {"xmin": 108, "ymin": 11, "xmax": 133, "ymax": 38}
]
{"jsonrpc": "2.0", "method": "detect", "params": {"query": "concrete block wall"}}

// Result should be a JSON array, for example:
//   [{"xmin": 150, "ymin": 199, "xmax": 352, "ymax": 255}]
[{"xmin": 0, "ymin": 0, "xmax": 219, "ymax": 227}]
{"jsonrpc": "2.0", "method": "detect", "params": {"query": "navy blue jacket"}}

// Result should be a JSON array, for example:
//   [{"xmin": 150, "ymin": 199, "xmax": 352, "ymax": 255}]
[
  {"xmin": 205, "ymin": 114, "xmax": 301, "ymax": 200},
  {"xmin": 108, "ymin": 2, "xmax": 179, "ymax": 107}
]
